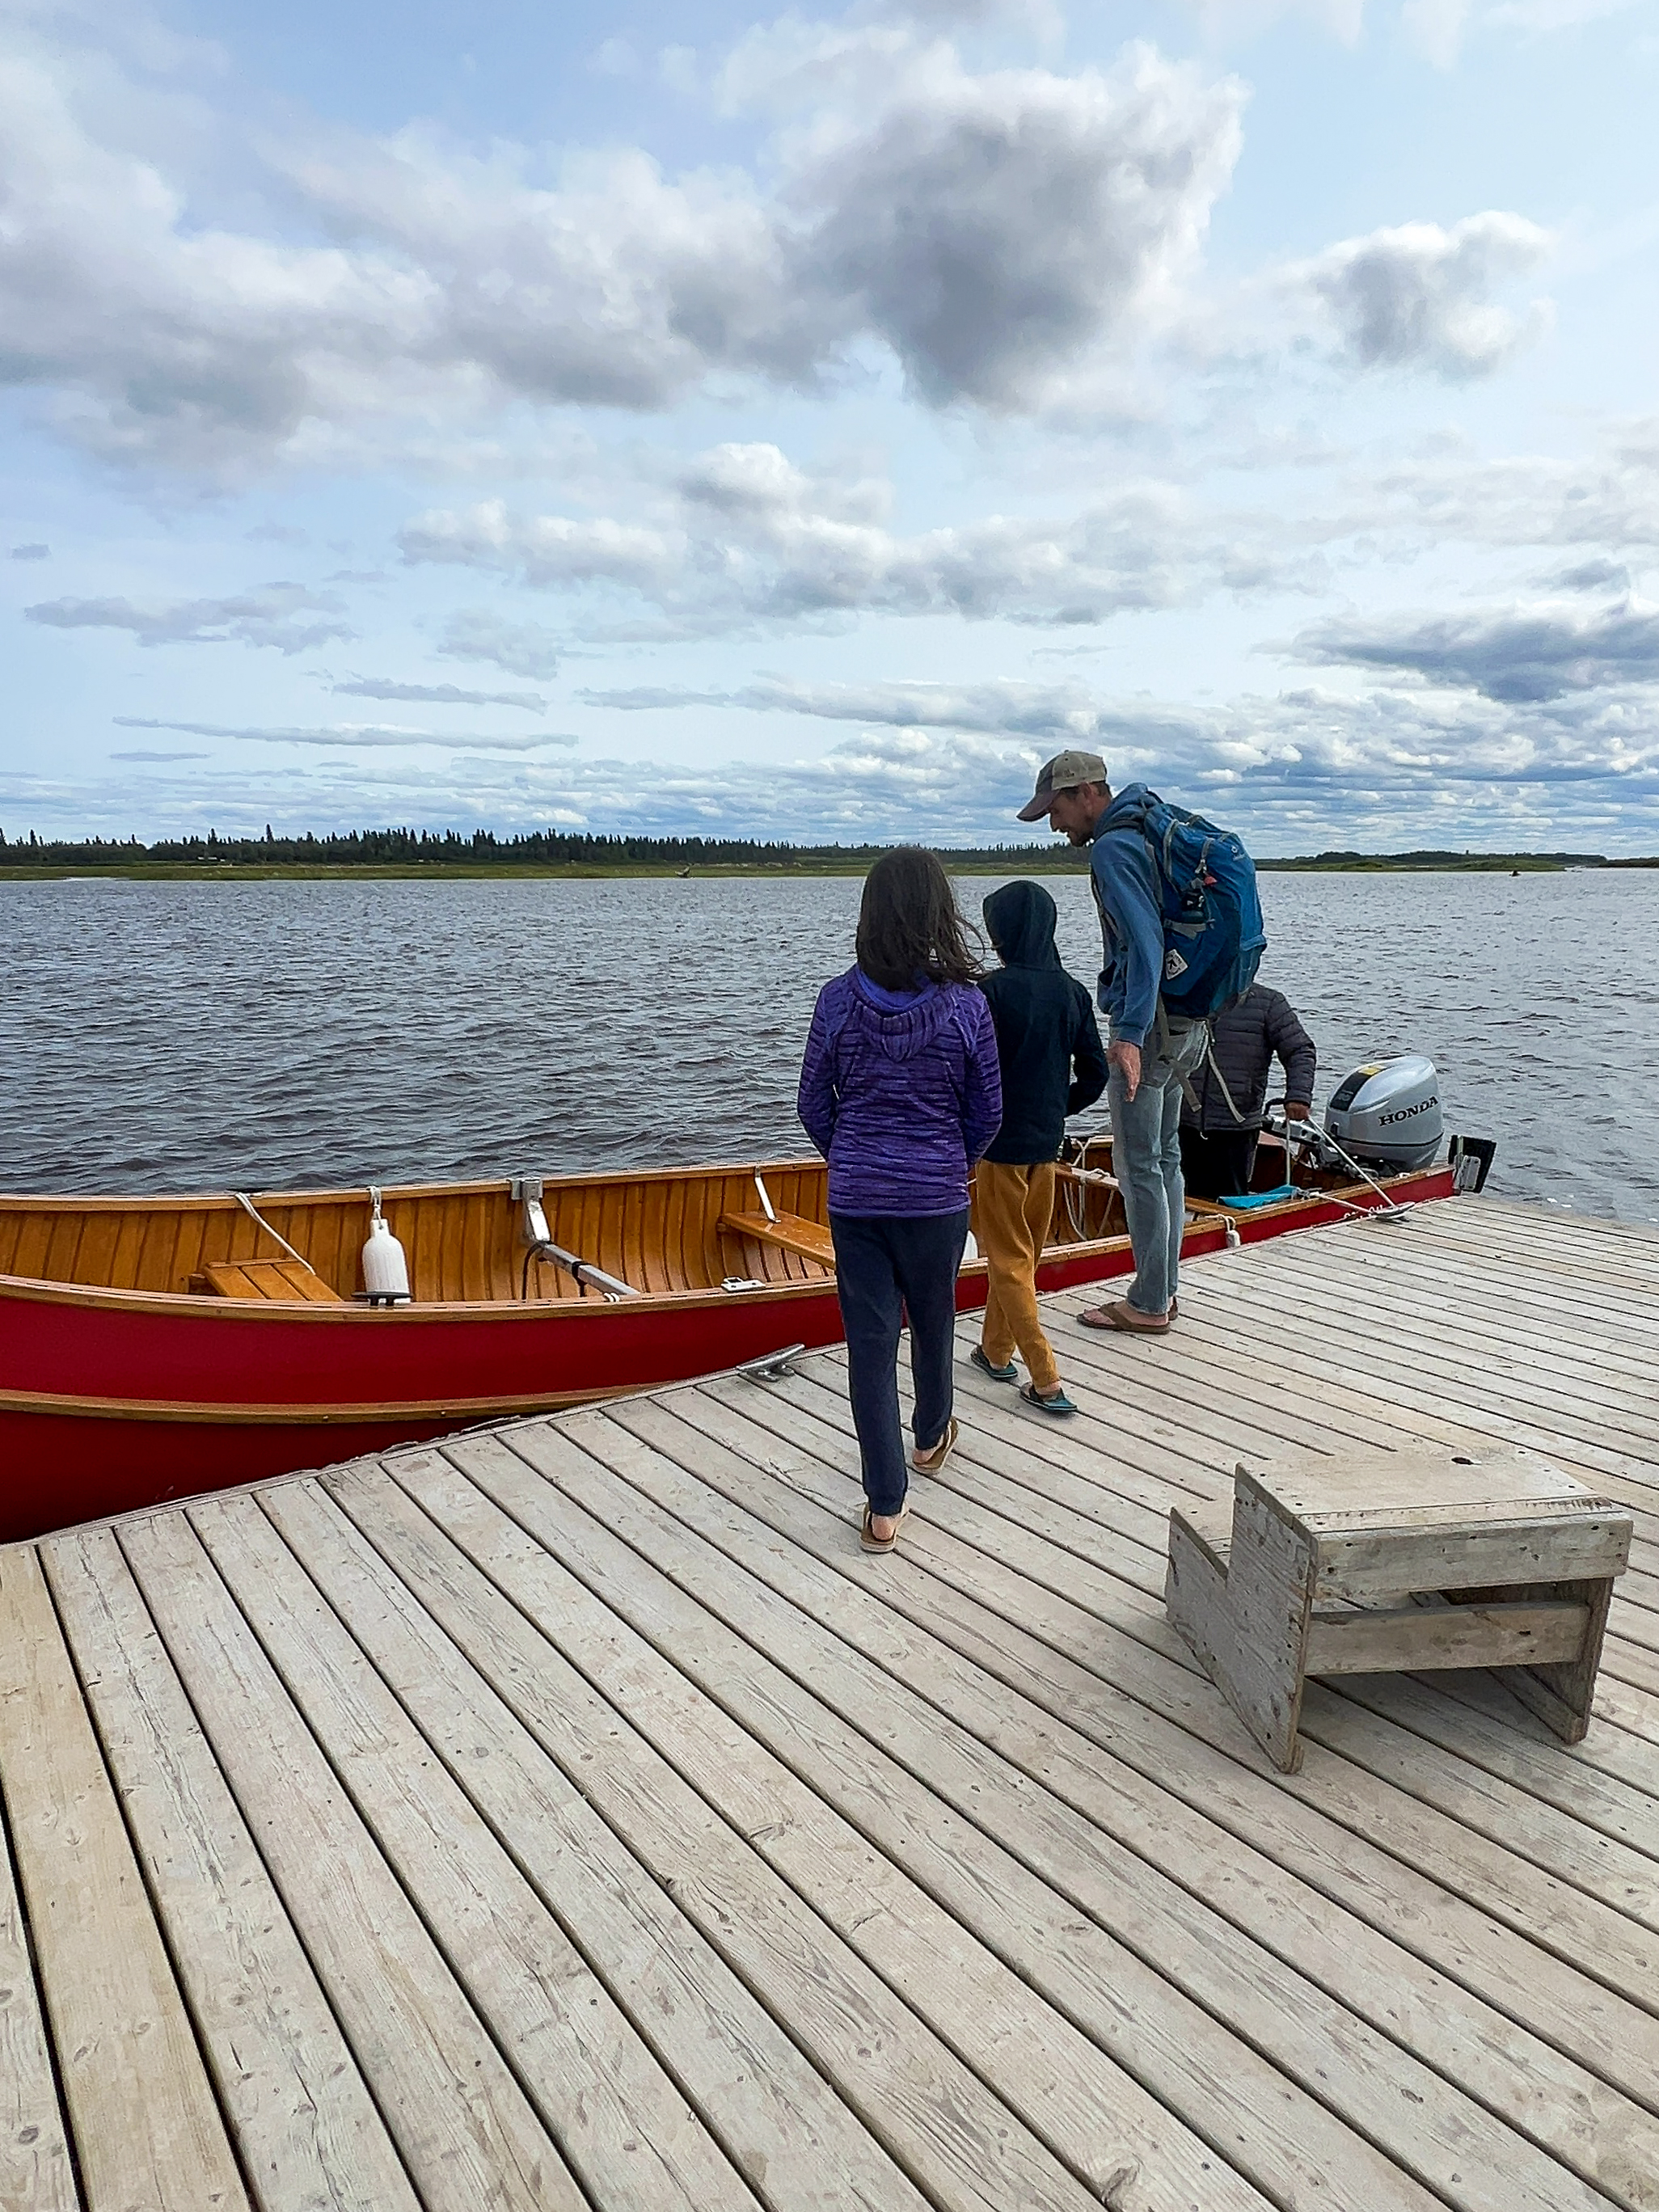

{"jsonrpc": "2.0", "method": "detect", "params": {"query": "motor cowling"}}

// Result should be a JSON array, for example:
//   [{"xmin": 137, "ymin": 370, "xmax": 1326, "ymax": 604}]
[{"xmin": 1323, "ymin": 1054, "xmax": 1444, "ymax": 1174}]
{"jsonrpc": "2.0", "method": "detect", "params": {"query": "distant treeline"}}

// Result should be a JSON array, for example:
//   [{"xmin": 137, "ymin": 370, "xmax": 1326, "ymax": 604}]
[
  {"xmin": 1, "ymin": 828, "xmax": 1653, "ymax": 873},
  {"xmin": 0, "ymin": 826, "xmax": 1090, "ymax": 872},
  {"xmin": 1260, "ymin": 847, "xmax": 1617, "ymax": 872}
]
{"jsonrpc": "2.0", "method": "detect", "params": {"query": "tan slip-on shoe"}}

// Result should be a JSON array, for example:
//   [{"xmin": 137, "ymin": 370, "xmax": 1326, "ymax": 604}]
[
  {"xmin": 859, "ymin": 1501, "xmax": 910, "ymax": 1552},
  {"xmin": 911, "ymin": 1416, "xmax": 960, "ymax": 1473},
  {"xmin": 1079, "ymin": 1298, "xmax": 1171, "ymax": 1334}
]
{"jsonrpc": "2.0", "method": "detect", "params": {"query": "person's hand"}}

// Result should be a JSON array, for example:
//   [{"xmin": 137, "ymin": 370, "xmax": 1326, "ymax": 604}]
[
  {"xmin": 1285, "ymin": 1100, "xmax": 1311, "ymax": 1121},
  {"xmin": 1108, "ymin": 1040, "xmax": 1142, "ymax": 1100}
]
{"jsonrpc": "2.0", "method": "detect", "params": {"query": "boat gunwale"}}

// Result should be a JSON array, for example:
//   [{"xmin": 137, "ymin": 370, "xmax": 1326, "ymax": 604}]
[
  {"xmin": 0, "ymin": 1165, "xmax": 1455, "ymax": 1320},
  {"xmin": 0, "ymin": 1155, "xmax": 837, "ymax": 1214},
  {"xmin": 0, "ymin": 1260, "xmax": 851, "ymax": 1322}
]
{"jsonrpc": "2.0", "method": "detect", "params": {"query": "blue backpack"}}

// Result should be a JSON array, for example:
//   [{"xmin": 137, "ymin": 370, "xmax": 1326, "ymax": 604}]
[{"xmin": 1110, "ymin": 791, "xmax": 1266, "ymax": 1022}]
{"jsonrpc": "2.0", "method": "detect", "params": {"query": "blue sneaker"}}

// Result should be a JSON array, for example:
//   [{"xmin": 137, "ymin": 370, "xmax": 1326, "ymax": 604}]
[
  {"xmin": 970, "ymin": 1346, "xmax": 1019, "ymax": 1382},
  {"xmin": 1019, "ymin": 1382, "xmax": 1077, "ymax": 1416}
]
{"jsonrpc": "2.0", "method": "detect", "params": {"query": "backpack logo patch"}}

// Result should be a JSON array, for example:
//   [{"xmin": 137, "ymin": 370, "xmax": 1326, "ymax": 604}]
[{"xmin": 1163, "ymin": 948, "xmax": 1190, "ymax": 980}]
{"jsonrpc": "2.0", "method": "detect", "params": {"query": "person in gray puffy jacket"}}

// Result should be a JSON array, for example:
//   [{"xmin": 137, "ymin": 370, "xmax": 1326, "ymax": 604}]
[{"xmin": 1179, "ymin": 984, "xmax": 1317, "ymax": 1200}]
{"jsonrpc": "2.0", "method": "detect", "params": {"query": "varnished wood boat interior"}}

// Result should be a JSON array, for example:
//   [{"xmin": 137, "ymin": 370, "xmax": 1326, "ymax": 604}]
[
  {"xmin": 0, "ymin": 1163, "xmax": 835, "ymax": 1307},
  {"xmin": 0, "ymin": 1135, "xmax": 1321, "ymax": 1307},
  {"xmin": 0, "ymin": 1158, "xmax": 1123, "ymax": 1307}
]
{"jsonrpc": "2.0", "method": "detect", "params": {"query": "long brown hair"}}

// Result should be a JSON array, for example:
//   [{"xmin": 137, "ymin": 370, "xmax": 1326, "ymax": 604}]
[{"xmin": 855, "ymin": 848, "xmax": 981, "ymax": 991}]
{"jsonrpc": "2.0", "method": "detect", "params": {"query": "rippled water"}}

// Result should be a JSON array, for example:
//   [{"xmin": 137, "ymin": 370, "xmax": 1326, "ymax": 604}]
[{"xmin": 3, "ymin": 869, "xmax": 1655, "ymax": 1225}]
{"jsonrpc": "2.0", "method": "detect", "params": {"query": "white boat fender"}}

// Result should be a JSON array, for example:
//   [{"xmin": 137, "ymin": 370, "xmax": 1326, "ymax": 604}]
[{"xmin": 361, "ymin": 1186, "xmax": 412, "ymax": 1305}]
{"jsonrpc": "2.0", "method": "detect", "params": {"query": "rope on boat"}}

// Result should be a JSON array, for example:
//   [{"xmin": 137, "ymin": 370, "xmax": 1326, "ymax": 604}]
[{"xmin": 231, "ymin": 1190, "xmax": 310, "ymax": 1266}]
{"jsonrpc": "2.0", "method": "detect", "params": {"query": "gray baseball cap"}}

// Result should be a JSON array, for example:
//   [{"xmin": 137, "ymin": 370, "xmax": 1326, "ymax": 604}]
[{"xmin": 1017, "ymin": 749, "xmax": 1108, "ymax": 821}]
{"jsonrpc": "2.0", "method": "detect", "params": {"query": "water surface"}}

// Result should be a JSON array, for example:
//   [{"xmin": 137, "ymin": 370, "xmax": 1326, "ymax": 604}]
[{"xmin": 3, "ymin": 869, "xmax": 1653, "ymax": 1225}]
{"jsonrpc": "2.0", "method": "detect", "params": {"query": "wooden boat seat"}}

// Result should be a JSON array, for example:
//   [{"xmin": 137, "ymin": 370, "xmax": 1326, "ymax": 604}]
[
  {"xmin": 199, "ymin": 1259, "xmax": 346, "ymax": 1305},
  {"xmin": 1165, "ymin": 1448, "xmax": 1632, "ymax": 1771},
  {"xmin": 1057, "ymin": 1160, "xmax": 1118, "ymax": 1192},
  {"xmin": 718, "ymin": 1209, "xmax": 836, "ymax": 1271}
]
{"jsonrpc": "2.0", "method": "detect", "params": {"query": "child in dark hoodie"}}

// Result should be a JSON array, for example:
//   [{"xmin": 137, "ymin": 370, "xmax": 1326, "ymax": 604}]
[
  {"xmin": 798, "ymin": 850, "xmax": 1002, "ymax": 1551},
  {"xmin": 974, "ymin": 880, "xmax": 1108, "ymax": 1414}
]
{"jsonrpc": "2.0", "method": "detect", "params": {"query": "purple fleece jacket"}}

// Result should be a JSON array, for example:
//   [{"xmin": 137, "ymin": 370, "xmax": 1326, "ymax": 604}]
[{"xmin": 798, "ymin": 967, "xmax": 1003, "ymax": 1217}]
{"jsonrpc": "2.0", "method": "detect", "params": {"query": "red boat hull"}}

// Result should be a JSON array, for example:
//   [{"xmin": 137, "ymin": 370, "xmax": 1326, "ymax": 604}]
[{"xmin": 0, "ymin": 1166, "xmax": 1454, "ymax": 1542}]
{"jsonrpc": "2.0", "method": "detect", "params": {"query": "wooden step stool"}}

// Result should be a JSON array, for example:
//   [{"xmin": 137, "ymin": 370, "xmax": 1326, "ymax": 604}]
[{"xmin": 1165, "ymin": 1448, "xmax": 1632, "ymax": 1771}]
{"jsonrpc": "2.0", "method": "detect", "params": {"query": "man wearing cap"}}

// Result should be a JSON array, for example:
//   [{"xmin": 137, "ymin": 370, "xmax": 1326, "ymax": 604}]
[{"xmin": 1016, "ymin": 750, "xmax": 1208, "ymax": 1334}]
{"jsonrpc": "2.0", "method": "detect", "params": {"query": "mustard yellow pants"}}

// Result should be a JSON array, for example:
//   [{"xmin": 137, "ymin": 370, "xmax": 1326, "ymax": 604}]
[{"xmin": 976, "ymin": 1159, "xmax": 1060, "ymax": 1395}]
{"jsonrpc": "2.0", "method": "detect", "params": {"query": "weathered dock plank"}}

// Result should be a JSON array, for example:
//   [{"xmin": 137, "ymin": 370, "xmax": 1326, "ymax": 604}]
[
  {"xmin": 116, "ymin": 1505, "xmax": 580, "ymax": 2212},
  {"xmin": 42, "ymin": 1526, "xmax": 420, "ymax": 2212},
  {"xmin": 0, "ymin": 1688, "xmax": 76, "ymax": 2212},
  {"xmin": 0, "ymin": 1545, "xmax": 247, "ymax": 2211},
  {"xmin": 0, "ymin": 1193, "xmax": 1656, "ymax": 2212}
]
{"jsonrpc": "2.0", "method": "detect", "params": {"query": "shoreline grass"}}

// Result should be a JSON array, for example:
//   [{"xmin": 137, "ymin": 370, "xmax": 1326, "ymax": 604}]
[{"xmin": 2, "ymin": 855, "xmax": 1640, "ymax": 881}]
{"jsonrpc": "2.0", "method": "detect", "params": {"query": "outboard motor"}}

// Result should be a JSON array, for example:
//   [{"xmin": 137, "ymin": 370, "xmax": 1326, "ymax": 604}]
[{"xmin": 1323, "ymin": 1055, "xmax": 1444, "ymax": 1175}]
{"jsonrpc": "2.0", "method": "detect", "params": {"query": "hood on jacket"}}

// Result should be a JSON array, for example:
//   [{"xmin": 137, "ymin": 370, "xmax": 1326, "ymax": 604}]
[
  {"xmin": 850, "ymin": 966, "xmax": 957, "ymax": 1062},
  {"xmin": 983, "ymin": 880, "xmax": 1062, "ymax": 971}
]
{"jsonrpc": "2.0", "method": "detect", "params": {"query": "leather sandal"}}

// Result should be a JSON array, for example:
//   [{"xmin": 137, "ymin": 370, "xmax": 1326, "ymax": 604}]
[
  {"xmin": 911, "ymin": 1416, "xmax": 959, "ymax": 1472},
  {"xmin": 859, "ymin": 1501, "xmax": 910, "ymax": 1552},
  {"xmin": 1019, "ymin": 1382, "xmax": 1077, "ymax": 1416},
  {"xmin": 1079, "ymin": 1298, "xmax": 1170, "ymax": 1334}
]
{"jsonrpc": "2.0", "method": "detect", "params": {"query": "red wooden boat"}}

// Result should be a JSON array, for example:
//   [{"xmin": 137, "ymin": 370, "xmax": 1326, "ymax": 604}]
[{"xmin": 0, "ymin": 1142, "xmax": 1454, "ymax": 1542}]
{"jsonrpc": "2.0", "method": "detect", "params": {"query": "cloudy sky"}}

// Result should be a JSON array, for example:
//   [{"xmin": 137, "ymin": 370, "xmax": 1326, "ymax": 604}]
[{"xmin": 3, "ymin": 0, "xmax": 1657, "ymax": 852}]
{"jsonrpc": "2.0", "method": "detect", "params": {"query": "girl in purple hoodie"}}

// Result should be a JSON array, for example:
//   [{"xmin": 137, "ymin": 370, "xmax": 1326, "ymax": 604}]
[{"xmin": 798, "ymin": 850, "xmax": 1002, "ymax": 1551}]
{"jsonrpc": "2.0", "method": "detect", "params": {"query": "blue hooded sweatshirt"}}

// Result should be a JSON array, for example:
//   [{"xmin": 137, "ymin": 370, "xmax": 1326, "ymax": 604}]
[
  {"xmin": 1088, "ymin": 783, "xmax": 1168, "ymax": 1049},
  {"xmin": 797, "ymin": 967, "xmax": 1002, "ymax": 1216}
]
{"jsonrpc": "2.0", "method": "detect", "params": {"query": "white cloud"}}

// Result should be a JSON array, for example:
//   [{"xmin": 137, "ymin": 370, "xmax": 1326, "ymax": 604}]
[
  {"xmin": 0, "ymin": 27, "xmax": 1244, "ymax": 471},
  {"xmin": 1291, "ymin": 596, "xmax": 1659, "ymax": 700},
  {"xmin": 437, "ymin": 609, "xmax": 565, "ymax": 679},
  {"xmin": 407, "ymin": 504, "xmax": 678, "ymax": 592},
  {"xmin": 582, "ymin": 657, "xmax": 1659, "ymax": 817},
  {"xmin": 11, "ymin": 675, "xmax": 1651, "ymax": 853},
  {"xmin": 1308, "ymin": 419, "xmax": 1659, "ymax": 553},
  {"xmin": 401, "ymin": 439, "xmax": 1309, "ymax": 633},
  {"xmin": 780, "ymin": 40, "xmax": 1245, "ymax": 406},
  {"xmin": 331, "ymin": 675, "xmax": 547, "ymax": 711},
  {"xmin": 1544, "ymin": 557, "xmax": 1632, "ymax": 593},
  {"xmin": 24, "ymin": 583, "xmax": 353, "ymax": 651},
  {"xmin": 1290, "ymin": 213, "xmax": 1554, "ymax": 378},
  {"xmin": 111, "ymin": 716, "xmax": 576, "ymax": 751},
  {"xmin": 399, "ymin": 419, "xmax": 1659, "ymax": 654},
  {"xmin": 583, "ymin": 672, "xmax": 1127, "ymax": 741},
  {"xmin": 1403, "ymin": 0, "xmax": 1643, "ymax": 65}
]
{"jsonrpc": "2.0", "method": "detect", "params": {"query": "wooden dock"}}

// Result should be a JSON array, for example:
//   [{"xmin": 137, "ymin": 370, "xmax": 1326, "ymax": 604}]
[{"xmin": 2, "ymin": 1193, "xmax": 1656, "ymax": 2212}]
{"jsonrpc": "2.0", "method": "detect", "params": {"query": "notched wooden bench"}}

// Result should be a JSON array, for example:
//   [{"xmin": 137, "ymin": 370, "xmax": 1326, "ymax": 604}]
[
  {"xmin": 193, "ymin": 1259, "xmax": 346, "ymax": 1304},
  {"xmin": 1166, "ymin": 1446, "xmax": 1632, "ymax": 1771},
  {"xmin": 717, "ymin": 1209, "xmax": 836, "ymax": 1272}
]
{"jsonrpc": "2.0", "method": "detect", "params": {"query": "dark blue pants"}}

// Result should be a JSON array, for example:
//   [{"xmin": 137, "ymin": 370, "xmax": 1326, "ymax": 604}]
[{"xmin": 830, "ymin": 1209, "xmax": 969, "ymax": 1518}]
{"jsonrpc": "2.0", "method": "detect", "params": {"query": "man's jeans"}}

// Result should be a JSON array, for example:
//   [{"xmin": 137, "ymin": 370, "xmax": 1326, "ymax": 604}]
[
  {"xmin": 1108, "ymin": 1019, "xmax": 1208, "ymax": 1316},
  {"xmin": 830, "ymin": 1209, "xmax": 969, "ymax": 1517}
]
